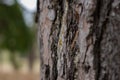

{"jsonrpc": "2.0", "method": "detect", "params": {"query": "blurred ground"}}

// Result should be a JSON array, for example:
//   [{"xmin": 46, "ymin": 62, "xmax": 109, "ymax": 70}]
[
  {"xmin": 0, "ymin": 51, "xmax": 40, "ymax": 80},
  {"xmin": 0, "ymin": 62, "xmax": 40, "ymax": 80},
  {"xmin": 0, "ymin": 72, "xmax": 39, "ymax": 80}
]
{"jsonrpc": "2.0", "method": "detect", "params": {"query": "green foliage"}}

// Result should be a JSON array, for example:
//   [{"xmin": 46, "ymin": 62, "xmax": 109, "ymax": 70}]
[{"xmin": 0, "ymin": 1, "xmax": 34, "ymax": 54}]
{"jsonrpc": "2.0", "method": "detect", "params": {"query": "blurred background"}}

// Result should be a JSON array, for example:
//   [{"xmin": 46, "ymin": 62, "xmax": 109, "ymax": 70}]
[{"xmin": 0, "ymin": 0, "xmax": 40, "ymax": 80}]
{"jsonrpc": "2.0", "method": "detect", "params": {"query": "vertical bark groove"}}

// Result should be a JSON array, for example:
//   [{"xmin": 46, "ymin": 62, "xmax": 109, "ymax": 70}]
[
  {"xmin": 91, "ymin": 0, "xmax": 113, "ymax": 80},
  {"xmin": 50, "ymin": 0, "xmax": 63, "ymax": 79}
]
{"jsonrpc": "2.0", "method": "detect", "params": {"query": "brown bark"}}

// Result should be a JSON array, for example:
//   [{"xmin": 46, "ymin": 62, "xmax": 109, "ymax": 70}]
[{"xmin": 37, "ymin": 0, "xmax": 120, "ymax": 80}]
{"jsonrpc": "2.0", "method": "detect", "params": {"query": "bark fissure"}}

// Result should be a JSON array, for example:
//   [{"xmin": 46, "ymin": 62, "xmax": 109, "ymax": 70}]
[
  {"xmin": 56, "ymin": 0, "xmax": 69, "ymax": 79},
  {"xmin": 66, "ymin": 1, "xmax": 80, "ymax": 79},
  {"xmin": 91, "ymin": 0, "xmax": 113, "ymax": 80},
  {"xmin": 50, "ymin": 0, "xmax": 64, "ymax": 80}
]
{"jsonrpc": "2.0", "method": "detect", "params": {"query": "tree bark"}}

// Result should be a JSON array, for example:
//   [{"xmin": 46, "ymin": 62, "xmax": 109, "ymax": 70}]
[{"xmin": 37, "ymin": 0, "xmax": 120, "ymax": 80}]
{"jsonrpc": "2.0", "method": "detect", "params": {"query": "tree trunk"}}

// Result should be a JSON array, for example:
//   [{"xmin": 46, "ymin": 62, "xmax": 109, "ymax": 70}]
[
  {"xmin": 37, "ymin": 0, "xmax": 120, "ymax": 80},
  {"xmin": 28, "ymin": 43, "xmax": 35, "ymax": 71}
]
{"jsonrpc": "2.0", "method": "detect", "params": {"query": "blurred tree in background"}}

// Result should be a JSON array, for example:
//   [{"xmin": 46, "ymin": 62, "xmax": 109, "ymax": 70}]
[{"xmin": 0, "ymin": 0, "xmax": 34, "ymax": 69}]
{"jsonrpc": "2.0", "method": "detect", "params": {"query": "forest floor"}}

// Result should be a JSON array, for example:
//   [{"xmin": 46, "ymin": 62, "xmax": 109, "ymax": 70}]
[
  {"xmin": 0, "ymin": 58, "xmax": 40, "ymax": 80},
  {"xmin": 0, "ymin": 72, "xmax": 39, "ymax": 80},
  {"xmin": 0, "ymin": 51, "xmax": 40, "ymax": 80},
  {"xmin": 0, "ymin": 61, "xmax": 40, "ymax": 80}
]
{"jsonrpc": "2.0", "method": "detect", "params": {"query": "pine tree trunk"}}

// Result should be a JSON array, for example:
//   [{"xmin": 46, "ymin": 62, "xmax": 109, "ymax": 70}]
[{"xmin": 37, "ymin": 0, "xmax": 120, "ymax": 80}]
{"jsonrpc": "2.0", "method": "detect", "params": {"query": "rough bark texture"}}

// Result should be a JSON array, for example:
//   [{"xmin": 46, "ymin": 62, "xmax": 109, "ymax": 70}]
[{"xmin": 37, "ymin": 0, "xmax": 120, "ymax": 80}]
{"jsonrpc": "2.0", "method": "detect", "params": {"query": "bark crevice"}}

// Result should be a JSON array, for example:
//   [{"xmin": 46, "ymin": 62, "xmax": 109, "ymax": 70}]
[{"xmin": 91, "ymin": 0, "xmax": 113, "ymax": 80}]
